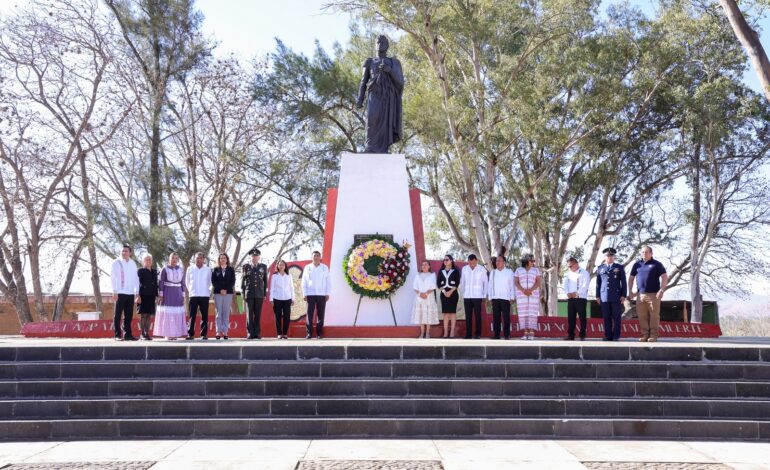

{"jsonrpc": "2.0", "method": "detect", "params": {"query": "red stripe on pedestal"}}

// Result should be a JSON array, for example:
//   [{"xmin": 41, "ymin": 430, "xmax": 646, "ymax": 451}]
[
  {"xmin": 321, "ymin": 188, "xmax": 338, "ymax": 267},
  {"xmin": 409, "ymin": 188, "xmax": 426, "ymax": 263}
]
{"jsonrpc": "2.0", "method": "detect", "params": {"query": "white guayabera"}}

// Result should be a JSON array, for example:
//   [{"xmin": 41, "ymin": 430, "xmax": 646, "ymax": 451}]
[{"xmin": 0, "ymin": 0, "xmax": 130, "ymax": 324}]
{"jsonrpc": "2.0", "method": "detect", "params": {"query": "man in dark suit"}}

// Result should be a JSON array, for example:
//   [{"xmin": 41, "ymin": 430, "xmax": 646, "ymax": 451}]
[
  {"xmin": 595, "ymin": 247, "xmax": 627, "ymax": 341},
  {"xmin": 242, "ymin": 248, "xmax": 267, "ymax": 339}
]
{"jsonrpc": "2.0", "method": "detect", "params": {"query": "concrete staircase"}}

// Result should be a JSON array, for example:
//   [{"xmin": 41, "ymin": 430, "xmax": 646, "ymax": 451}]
[{"xmin": 1, "ymin": 342, "xmax": 769, "ymax": 440}]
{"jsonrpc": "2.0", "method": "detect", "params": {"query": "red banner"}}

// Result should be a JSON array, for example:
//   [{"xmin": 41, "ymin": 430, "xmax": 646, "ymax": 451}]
[{"xmin": 21, "ymin": 314, "xmax": 721, "ymax": 338}]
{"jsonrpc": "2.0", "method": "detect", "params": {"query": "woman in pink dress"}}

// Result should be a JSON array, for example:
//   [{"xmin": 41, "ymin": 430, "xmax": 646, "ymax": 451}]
[
  {"xmin": 514, "ymin": 254, "xmax": 541, "ymax": 340},
  {"xmin": 154, "ymin": 252, "xmax": 188, "ymax": 340}
]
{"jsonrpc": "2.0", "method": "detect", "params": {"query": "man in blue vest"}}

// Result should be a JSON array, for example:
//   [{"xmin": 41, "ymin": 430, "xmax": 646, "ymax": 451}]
[{"xmin": 595, "ymin": 247, "xmax": 627, "ymax": 341}]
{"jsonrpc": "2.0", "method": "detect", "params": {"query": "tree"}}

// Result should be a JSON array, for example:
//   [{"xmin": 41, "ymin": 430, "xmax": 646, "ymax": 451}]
[
  {"xmin": 0, "ymin": 0, "xmax": 127, "ymax": 324},
  {"xmin": 105, "ymin": 0, "xmax": 211, "ymax": 260},
  {"xmin": 719, "ymin": 0, "xmax": 770, "ymax": 103}
]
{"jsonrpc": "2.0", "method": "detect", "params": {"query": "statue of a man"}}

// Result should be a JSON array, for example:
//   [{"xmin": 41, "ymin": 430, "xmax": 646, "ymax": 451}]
[{"xmin": 356, "ymin": 35, "xmax": 404, "ymax": 154}]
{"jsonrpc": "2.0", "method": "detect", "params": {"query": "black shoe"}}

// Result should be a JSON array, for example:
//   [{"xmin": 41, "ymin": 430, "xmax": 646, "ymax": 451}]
[
  {"xmin": 223, "ymin": 336, "xmax": 228, "ymax": 340},
  {"xmin": 493, "ymin": 336, "xmax": 500, "ymax": 340},
  {"xmin": 201, "ymin": 337, "xmax": 208, "ymax": 341},
  {"xmin": 145, "ymin": 336, "xmax": 153, "ymax": 341},
  {"xmin": 563, "ymin": 336, "xmax": 575, "ymax": 341},
  {"xmin": 579, "ymin": 336, "xmax": 586, "ymax": 341},
  {"xmin": 504, "ymin": 336, "xmax": 510, "ymax": 340},
  {"xmin": 185, "ymin": 336, "xmax": 193, "ymax": 341},
  {"xmin": 125, "ymin": 336, "xmax": 138, "ymax": 341},
  {"xmin": 464, "ymin": 336, "xmax": 472, "ymax": 340},
  {"xmin": 473, "ymin": 335, "xmax": 481, "ymax": 339},
  {"xmin": 603, "ymin": 337, "xmax": 613, "ymax": 341}
]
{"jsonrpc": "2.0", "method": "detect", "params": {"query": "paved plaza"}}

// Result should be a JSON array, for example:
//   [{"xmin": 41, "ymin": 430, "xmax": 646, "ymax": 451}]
[{"xmin": 1, "ymin": 439, "xmax": 769, "ymax": 469}]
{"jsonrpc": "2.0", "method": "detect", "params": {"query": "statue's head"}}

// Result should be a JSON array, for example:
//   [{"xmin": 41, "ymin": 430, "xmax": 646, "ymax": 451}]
[{"xmin": 376, "ymin": 35, "xmax": 389, "ymax": 53}]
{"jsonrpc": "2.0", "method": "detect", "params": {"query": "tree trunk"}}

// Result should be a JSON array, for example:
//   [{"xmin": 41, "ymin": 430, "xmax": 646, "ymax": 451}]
[
  {"xmin": 27, "ymin": 240, "xmax": 49, "ymax": 322},
  {"xmin": 149, "ymin": 102, "xmax": 162, "ymax": 228},
  {"xmin": 52, "ymin": 242, "xmax": 85, "ymax": 321},
  {"xmin": 690, "ymin": 145, "xmax": 703, "ymax": 323},
  {"xmin": 719, "ymin": 0, "xmax": 770, "ymax": 103},
  {"xmin": 78, "ymin": 149, "xmax": 103, "ymax": 313}
]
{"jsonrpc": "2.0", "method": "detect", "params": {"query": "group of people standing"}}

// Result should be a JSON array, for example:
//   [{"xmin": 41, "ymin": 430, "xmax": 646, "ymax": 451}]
[
  {"xmin": 110, "ymin": 246, "xmax": 329, "ymax": 341},
  {"xmin": 411, "ymin": 245, "xmax": 668, "ymax": 342},
  {"xmin": 410, "ymin": 253, "xmax": 542, "ymax": 340},
  {"xmin": 111, "ymin": 246, "xmax": 238, "ymax": 341},
  {"xmin": 112, "ymin": 243, "xmax": 668, "ymax": 343}
]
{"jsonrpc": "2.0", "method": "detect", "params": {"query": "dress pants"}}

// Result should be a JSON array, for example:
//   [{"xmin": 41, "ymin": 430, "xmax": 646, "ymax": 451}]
[
  {"xmin": 245, "ymin": 296, "xmax": 264, "ymax": 338},
  {"xmin": 600, "ymin": 301, "xmax": 623, "ymax": 340},
  {"xmin": 491, "ymin": 299, "xmax": 511, "ymax": 338},
  {"xmin": 567, "ymin": 297, "xmax": 587, "ymax": 339},
  {"xmin": 463, "ymin": 298, "xmax": 483, "ymax": 338},
  {"xmin": 187, "ymin": 296, "xmax": 209, "ymax": 338},
  {"xmin": 273, "ymin": 299, "xmax": 292, "ymax": 336},
  {"xmin": 306, "ymin": 295, "xmax": 326, "ymax": 337},
  {"xmin": 113, "ymin": 294, "xmax": 135, "ymax": 339},
  {"xmin": 214, "ymin": 293, "xmax": 233, "ymax": 335}
]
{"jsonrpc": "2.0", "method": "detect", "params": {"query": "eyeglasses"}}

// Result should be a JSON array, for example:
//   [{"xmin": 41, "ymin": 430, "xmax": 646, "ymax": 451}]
[{"xmin": 443, "ymin": 258, "xmax": 451, "ymax": 262}]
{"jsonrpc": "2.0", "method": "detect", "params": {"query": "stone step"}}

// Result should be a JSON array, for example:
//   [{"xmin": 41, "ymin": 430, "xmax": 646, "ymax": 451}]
[
  {"xmin": 3, "ymin": 360, "xmax": 770, "ymax": 381},
  {"xmin": 3, "ymin": 378, "xmax": 770, "ymax": 399},
  {"xmin": 3, "ymin": 344, "xmax": 769, "ymax": 363},
  {"xmin": 1, "ymin": 417, "xmax": 768, "ymax": 440},
  {"xmin": 2, "ymin": 397, "xmax": 770, "ymax": 420}
]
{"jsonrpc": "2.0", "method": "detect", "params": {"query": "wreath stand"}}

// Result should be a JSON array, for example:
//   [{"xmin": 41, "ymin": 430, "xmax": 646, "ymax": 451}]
[{"xmin": 353, "ymin": 295, "xmax": 398, "ymax": 326}]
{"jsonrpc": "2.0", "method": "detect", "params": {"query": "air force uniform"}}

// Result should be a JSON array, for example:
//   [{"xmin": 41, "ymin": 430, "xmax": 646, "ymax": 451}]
[{"xmin": 595, "ymin": 248, "xmax": 627, "ymax": 341}]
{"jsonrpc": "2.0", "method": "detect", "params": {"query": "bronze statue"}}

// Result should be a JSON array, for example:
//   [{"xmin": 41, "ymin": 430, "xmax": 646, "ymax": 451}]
[{"xmin": 356, "ymin": 35, "xmax": 404, "ymax": 154}]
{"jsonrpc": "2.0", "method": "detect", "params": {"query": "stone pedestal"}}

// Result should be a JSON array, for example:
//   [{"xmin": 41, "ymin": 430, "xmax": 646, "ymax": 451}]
[{"xmin": 324, "ymin": 153, "xmax": 422, "ymax": 326}]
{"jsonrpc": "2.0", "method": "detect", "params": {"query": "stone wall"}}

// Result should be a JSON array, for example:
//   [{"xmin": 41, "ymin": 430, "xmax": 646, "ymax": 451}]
[{"xmin": 0, "ymin": 296, "xmax": 111, "ymax": 335}]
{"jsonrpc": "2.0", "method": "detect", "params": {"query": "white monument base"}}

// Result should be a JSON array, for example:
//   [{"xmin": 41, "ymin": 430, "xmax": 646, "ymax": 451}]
[{"xmin": 325, "ymin": 153, "xmax": 419, "ymax": 326}]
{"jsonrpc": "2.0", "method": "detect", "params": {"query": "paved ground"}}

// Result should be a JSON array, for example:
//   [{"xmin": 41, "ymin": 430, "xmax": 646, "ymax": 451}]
[{"xmin": 0, "ymin": 439, "xmax": 769, "ymax": 469}]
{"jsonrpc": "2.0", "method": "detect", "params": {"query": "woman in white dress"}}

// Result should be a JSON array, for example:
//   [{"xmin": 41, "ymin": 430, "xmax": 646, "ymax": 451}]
[
  {"xmin": 411, "ymin": 260, "xmax": 439, "ymax": 339},
  {"xmin": 514, "ymin": 254, "xmax": 541, "ymax": 340}
]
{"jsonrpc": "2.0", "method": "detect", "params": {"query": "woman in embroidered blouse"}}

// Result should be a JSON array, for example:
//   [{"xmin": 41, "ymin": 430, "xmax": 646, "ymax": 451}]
[
  {"xmin": 211, "ymin": 253, "xmax": 236, "ymax": 340},
  {"xmin": 154, "ymin": 252, "xmax": 188, "ymax": 340},
  {"xmin": 514, "ymin": 254, "xmax": 542, "ymax": 340},
  {"xmin": 436, "ymin": 254, "xmax": 460, "ymax": 338},
  {"xmin": 411, "ymin": 260, "xmax": 439, "ymax": 339},
  {"xmin": 270, "ymin": 260, "xmax": 295, "ymax": 339}
]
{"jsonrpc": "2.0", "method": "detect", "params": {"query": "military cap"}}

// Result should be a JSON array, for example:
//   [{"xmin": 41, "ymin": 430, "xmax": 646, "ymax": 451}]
[{"xmin": 602, "ymin": 247, "xmax": 617, "ymax": 255}]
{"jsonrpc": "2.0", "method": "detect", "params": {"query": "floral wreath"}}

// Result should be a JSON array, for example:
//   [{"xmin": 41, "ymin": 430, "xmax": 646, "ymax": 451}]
[{"xmin": 342, "ymin": 238, "xmax": 411, "ymax": 299}]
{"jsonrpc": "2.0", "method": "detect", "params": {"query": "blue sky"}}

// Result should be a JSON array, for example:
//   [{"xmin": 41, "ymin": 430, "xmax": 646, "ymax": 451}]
[{"xmin": 195, "ymin": 0, "xmax": 770, "ymax": 97}]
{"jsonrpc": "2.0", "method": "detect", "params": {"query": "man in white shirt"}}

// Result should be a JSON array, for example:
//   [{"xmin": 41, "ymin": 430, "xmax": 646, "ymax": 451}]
[
  {"xmin": 488, "ymin": 255, "xmax": 515, "ymax": 339},
  {"xmin": 110, "ymin": 245, "xmax": 139, "ymax": 341},
  {"xmin": 186, "ymin": 252, "xmax": 212, "ymax": 340},
  {"xmin": 460, "ymin": 254, "xmax": 488, "ymax": 339},
  {"xmin": 563, "ymin": 256, "xmax": 591, "ymax": 340},
  {"xmin": 301, "ymin": 250, "xmax": 330, "ymax": 339}
]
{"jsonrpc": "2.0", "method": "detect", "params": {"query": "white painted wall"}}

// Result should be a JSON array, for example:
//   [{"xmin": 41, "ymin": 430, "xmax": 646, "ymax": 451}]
[{"xmin": 326, "ymin": 153, "xmax": 419, "ymax": 326}]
